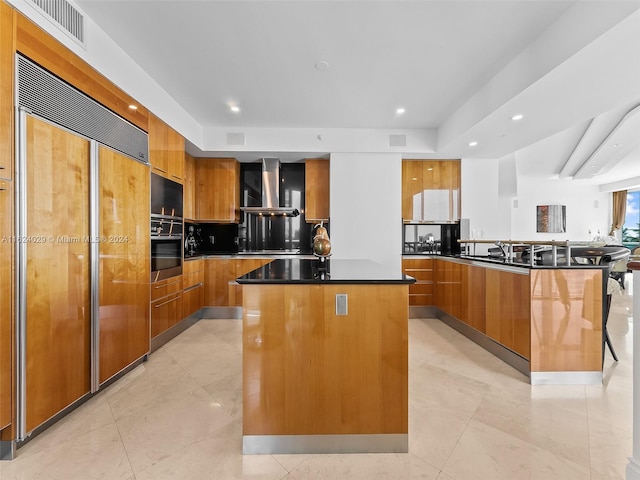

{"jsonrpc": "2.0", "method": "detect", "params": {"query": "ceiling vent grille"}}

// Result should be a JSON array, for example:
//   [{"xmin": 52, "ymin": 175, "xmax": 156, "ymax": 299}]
[
  {"xmin": 28, "ymin": 0, "xmax": 85, "ymax": 45},
  {"xmin": 389, "ymin": 134, "xmax": 407, "ymax": 147}
]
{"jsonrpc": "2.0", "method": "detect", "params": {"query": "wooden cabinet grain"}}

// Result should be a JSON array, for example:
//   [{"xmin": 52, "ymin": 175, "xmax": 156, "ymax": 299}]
[
  {"xmin": 0, "ymin": 2, "xmax": 13, "ymax": 180},
  {"xmin": 204, "ymin": 257, "xmax": 272, "ymax": 307},
  {"xmin": 182, "ymin": 259, "xmax": 204, "ymax": 318},
  {"xmin": 148, "ymin": 113, "xmax": 184, "ymax": 183},
  {"xmin": 183, "ymin": 153, "xmax": 196, "ymax": 220},
  {"xmin": 196, "ymin": 158, "xmax": 240, "ymax": 223},
  {"xmin": 305, "ymin": 158, "xmax": 330, "ymax": 223},
  {"xmin": 402, "ymin": 160, "xmax": 460, "ymax": 222},
  {"xmin": 402, "ymin": 258, "xmax": 434, "ymax": 306},
  {"xmin": 0, "ymin": 179, "xmax": 11, "ymax": 430},
  {"xmin": 99, "ymin": 147, "xmax": 150, "ymax": 384},
  {"xmin": 151, "ymin": 276, "xmax": 183, "ymax": 338}
]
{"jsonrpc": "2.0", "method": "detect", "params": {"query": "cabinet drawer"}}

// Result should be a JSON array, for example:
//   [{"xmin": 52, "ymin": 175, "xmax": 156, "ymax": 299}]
[
  {"xmin": 183, "ymin": 258, "xmax": 204, "ymax": 275},
  {"xmin": 183, "ymin": 284, "xmax": 204, "ymax": 318},
  {"xmin": 183, "ymin": 271, "xmax": 204, "ymax": 290},
  {"xmin": 151, "ymin": 292, "xmax": 183, "ymax": 338},
  {"xmin": 409, "ymin": 294, "xmax": 433, "ymax": 306},
  {"xmin": 404, "ymin": 269, "xmax": 434, "ymax": 281},
  {"xmin": 151, "ymin": 276, "xmax": 182, "ymax": 301},
  {"xmin": 409, "ymin": 282, "xmax": 433, "ymax": 295}
]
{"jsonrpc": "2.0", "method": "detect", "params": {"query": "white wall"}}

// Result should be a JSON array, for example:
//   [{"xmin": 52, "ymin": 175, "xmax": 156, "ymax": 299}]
[
  {"xmin": 330, "ymin": 153, "xmax": 402, "ymax": 271},
  {"xmin": 461, "ymin": 158, "xmax": 512, "ymax": 254},
  {"xmin": 512, "ymin": 177, "xmax": 611, "ymax": 241}
]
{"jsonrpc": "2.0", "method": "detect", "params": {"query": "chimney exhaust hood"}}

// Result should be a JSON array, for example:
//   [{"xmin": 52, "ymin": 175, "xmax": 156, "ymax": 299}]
[{"xmin": 240, "ymin": 158, "xmax": 300, "ymax": 217}]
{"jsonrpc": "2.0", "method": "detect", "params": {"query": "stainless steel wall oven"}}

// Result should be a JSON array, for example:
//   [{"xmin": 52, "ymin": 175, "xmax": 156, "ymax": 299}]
[{"xmin": 151, "ymin": 173, "xmax": 183, "ymax": 282}]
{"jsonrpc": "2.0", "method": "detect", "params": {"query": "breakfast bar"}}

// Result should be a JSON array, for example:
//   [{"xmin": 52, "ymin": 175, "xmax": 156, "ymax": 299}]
[{"xmin": 236, "ymin": 258, "xmax": 415, "ymax": 454}]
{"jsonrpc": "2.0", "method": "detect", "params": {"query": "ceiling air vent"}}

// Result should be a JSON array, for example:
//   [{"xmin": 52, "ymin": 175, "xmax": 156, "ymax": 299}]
[
  {"xmin": 28, "ymin": 0, "xmax": 85, "ymax": 45},
  {"xmin": 389, "ymin": 134, "xmax": 407, "ymax": 147},
  {"xmin": 227, "ymin": 132, "xmax": 246, "ymax": 146}
]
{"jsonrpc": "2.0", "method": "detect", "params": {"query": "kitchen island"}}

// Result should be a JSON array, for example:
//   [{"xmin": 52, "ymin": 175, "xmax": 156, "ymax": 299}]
[{"xmin": 236, "ymin": 258, "xmax": 415, "ymax": 454}]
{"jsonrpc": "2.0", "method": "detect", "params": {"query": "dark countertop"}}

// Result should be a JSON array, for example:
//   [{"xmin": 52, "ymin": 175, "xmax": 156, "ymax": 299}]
[{"xmin": 236, "ymin": 258, "xmax": 416, "ymax": 284}]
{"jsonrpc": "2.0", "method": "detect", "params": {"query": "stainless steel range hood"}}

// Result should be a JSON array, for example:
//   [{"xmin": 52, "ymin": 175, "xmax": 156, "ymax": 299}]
[{"xmin": 240, "ymin": 158, "xmax": 300, "ymax": 217}]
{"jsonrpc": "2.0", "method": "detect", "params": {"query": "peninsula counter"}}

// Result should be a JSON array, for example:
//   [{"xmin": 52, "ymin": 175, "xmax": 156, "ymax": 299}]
[{"xmin": 236, "ymin": 258, "xmax": 415, "ymax": 454}]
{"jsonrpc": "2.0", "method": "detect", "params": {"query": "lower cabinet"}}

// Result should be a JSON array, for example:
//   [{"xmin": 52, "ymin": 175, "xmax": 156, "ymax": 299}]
[
  {"xmin": 402, "ymin": 258, "xmax": 434, "ymax": 306},
  {"xmin": 183, "ymin": 258, "xmax": 204, "ymax": 318},
  {"xmin": 151, "ymin": 276, "xmax": 183, "ymax": 338},
  {"xmin": 204, "ymin": 258, "xmax": 273, "ymax": 307}
]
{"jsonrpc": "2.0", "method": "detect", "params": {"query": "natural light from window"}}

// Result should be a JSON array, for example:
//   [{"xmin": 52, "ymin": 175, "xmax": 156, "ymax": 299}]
[{"xmin": 623, "ymin": 190, "xmax": 640, "ymax": 248}]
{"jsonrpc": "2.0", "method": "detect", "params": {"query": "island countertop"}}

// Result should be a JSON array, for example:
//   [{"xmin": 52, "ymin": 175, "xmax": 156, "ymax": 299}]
[{"xmin": 235, "ymin": 258, "xmax": 416, "ymax": 284}]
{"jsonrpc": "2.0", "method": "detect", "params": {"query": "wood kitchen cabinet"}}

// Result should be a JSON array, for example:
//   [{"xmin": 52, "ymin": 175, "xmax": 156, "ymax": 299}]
[
  {"xmin": 183, "ymin": 153, "xmax": 196, "ymax": 220},
  {"xmin": 196, "ymin": 158, "xmax": 240, "ymax": 223},
  {"xmin": 148, "ymin": 113, "xmax": 184, "ymax": 183},
  {"xmin": 402, "ymin": 160, "xmax": 461, "ymax": 222},
  {"xmin": 182, "ymin": 258, "xmax": 204, "ymax": 318},
  {"xmin": 402, "ymin": 258, "xmax": 434, "ymax": 306},
  {"xmin": 151, "ymin": 276, "xmax": 183, "ymax": 338},
  {"xmin": 305, "ymin": 158, "xmax": 330, "ymax": 223},
  {"xmin": 99, "ymin": 146, "xmax": 150, "ymax": 384},
  {"xmin": 204, "ymin": 257, "xmax": 272, "ymax": 307},
  {"xmin": 0, "ymin": 2, "xmax": 13, "ymax": 180},
  {"xmin": 0, "ymin": 178, "xmax": 12, "ymax": 431}
]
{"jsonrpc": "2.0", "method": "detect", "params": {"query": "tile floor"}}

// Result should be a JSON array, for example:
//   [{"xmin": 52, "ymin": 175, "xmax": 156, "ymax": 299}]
[{"xmin": 0, "ymin": 281, "xmax": 634, "ymax": 479}]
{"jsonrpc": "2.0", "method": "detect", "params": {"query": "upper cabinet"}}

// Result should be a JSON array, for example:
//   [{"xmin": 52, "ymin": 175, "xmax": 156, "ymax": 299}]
[
  {"xmin": 148, "ymin": 113, "xmax": 184, "ymax": 183},
  {"xmin": 196, "ymin": 157, "xmax": 240, "ymax": 223},
  {"xmin": 0, "ymin": 2, "xmax": 13, "ymax": 180},
  {"xmin": 402, "ymin": 160, "xmax": 460, "ymax": 222},
  {"xmin": 305, "ymin": 158, "xmax": 330, "ymax": 223},
  {"xmin": 183, "ymin": 153, "xmax": 196, "ymax": 220}
]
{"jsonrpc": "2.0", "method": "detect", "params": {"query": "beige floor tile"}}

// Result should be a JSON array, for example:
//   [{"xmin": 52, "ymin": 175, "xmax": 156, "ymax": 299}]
[{"xmin": 442, "ymin": 419, "xmax": 591, "ymax": 480}]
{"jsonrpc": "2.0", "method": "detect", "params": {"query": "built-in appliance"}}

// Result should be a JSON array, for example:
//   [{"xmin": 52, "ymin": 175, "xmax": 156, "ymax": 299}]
[
  {"xmin": 239, "ymin": 160, "xmax": 311, "ymax": 253},
  {"xmin": 403, "ymin": 222, "xmax": 463, "ymax": 255},
  {"xmin": 151, "ymin": 173, "xmax": 183, "ymax": 281}
]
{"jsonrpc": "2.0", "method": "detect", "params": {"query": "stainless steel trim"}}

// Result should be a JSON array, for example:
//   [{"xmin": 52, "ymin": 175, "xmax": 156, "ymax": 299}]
[
  {"xmin": 153, "ymin": 278, "xmax": 181, "ymax": 289},
  {"xmin": 200, "ymin": 306, "xmax": 242, "ymax": 319},
  {"xmin": 0, "ymin": 440, "xmax": 16, "ymax": 460},
  {"xmin": 530, "ymin": 371, "xmax": 602, "ymax": 385},
  {"xmin": 242, "ymin": 434, "xmax": 408, "ymax": 454},
  {"xmin": 90, "ymin": 140, "xmax": 100, "ymax": 393},
  {"xmin": 16, "ymin": 107, "xmax": 28, "ymax": 441},
  {"xmin": 153, "ymin": 294, "xmax": 182, "ymax": 308},
  {"xmin": 183, "ymin": 282, "xmax": 204, "ymax": 293}
]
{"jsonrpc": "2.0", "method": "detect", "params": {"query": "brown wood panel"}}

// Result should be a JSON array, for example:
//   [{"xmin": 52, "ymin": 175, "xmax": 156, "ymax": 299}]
[
  {"xmin": 25, "ymin": 116, "xmax": 91, "ymax": 432},
  {"xmin": 151, "ymin": 276, "xmax": 182, "ymax": 302},
  {"xmin": 462, "ymin": 264, "xmax": 486, "ymax": 333},
  {"xmin": 0, "ymin": 178, "xmax": 12, "ymax": 430},
  {"xmin": 99, "ymin": 147, "xmax": 150, "ymax": 383},
  {"xmin": 148, "ymin": 113, "xmax": 184, "ymax": 183},
  {"xmin": 304, "ymin": 158, "xmax": 330, "ymax": 222},
  {"xmin": 204, "ymin": 258, "xmax": 233, "ymax": 306},
  {"xmin": 0, "ymin": 1, "xmax": 14, "ymax": 179},
  {"xmin": 196, "ymin": 158, "xmax": 240, "ymax": 222},
  {"xmin": 409, "ymin": 293, "xmax": 433, "ymax": 306},
  {"xmin": 183, "ymin": 153, "xmax": 196, "ymax": 220},
  {"xmin": 15, "ymin": 13, "xmax": 148, "ymax": 131},
  {"xmin": 530, "ymin": 269, "xmax": 603, "ymax": 372},
  {"xmin": 243, "ymin": 284, "xmax": 408, "ymax": 436},
  {"xmin": 485, "ymin": 269, "xmax": 531, "ymax": 359},
  {"xmin": 434, "ymin": 259, "xmax": 463, "ymax": 319},
  {"xmin": 151, "ymin": 292, "xmax": 183, "ymax": 338},
  {"xmin": 183, "ymin": 257, "xmax": 203, "ymax": 276},
  {"xmin": 231, "ymin": 258, "xmax": 273, "ymax": 306},
  {"xmin": 182, "ymin": 284, "xmax": 203, "ymax": 318},
  {"xmin": 401, "ymin": 160, "xmax": 422, "ymax": 221}
]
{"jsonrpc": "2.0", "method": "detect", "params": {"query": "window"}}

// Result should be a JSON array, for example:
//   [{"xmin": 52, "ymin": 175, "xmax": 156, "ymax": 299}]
[{"xmin": 622, "ymin": 190, "xmax": 640, "ymax": 248}]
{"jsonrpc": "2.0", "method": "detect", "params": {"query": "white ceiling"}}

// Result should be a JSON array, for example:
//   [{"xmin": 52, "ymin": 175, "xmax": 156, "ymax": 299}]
[{"xmin": 75, "ymin": 0, "xmax": 640, "ymax": 187}]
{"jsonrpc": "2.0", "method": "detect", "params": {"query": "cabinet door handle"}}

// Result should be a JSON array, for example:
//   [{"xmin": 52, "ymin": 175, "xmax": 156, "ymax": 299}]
[
  {"xmin": 154, "ymin": 167, "xmax": 167, "ymax": 173},
  {"xmin": 154, "ymin": 294, "xmax": 181, "ymax": 308},
  {"xmin": 153, "ymin": 279, "xmax": 181, "ymax": 289},
  {"xmin": 183, "ymin": 282, "xmax": 203, "ymax": 293},
  {"xmin": 170, "ymin": 174, "xmax": 182, "ymax": 180}
]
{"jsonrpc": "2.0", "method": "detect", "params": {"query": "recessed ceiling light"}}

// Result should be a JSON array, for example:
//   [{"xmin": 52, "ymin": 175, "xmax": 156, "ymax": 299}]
[
  {"xmin": 468, "ymin": 141, "xmax": 478, "ymax": 147},
  {"xmin": 396, "ymin": 107, "xmax": 406, "ymax": 115},
  {"xmin": 511, "ymin": 114, "xmax": 524, "ymax": 121},
  {"xmin": 315, "ymin": 60, "xmax": 330, "ymax": 71},
  {"xmin": 128, "ymin": 104, "xmax": 137, "ymax": 110},
  {"xmin": 230, "ymin": 105, "xmax": 240, "ymax": 113},
  {"xmin": 612, "ymin": 143, "xmax": 621, "ymax": 148}
]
